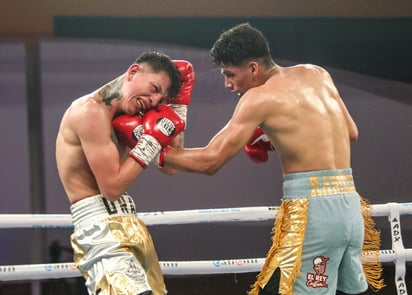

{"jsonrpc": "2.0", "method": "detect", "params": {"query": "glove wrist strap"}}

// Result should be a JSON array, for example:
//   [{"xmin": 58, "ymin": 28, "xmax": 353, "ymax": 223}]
[{"xmin": 129, "ymin": 135, "xmax": 162, "ymax": 168}]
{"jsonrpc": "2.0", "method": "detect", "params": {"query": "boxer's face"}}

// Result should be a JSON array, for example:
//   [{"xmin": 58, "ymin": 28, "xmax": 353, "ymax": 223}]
[
  {"xmin": 125, "ymin": 64, "xmax": 170, "ymax": 114},
  {"xmin": 220, "ymin": 61, "xmax": 257, "ymax": 96}
]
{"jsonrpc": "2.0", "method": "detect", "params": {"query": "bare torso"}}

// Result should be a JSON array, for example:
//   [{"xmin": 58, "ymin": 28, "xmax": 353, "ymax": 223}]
[
  {"xmin": 149, "ymin": 64, "xmax": 358, "ymax": 177},
  {"xmin": 56, "ymin": 94, "xmax": 128, "ymax": 204},
  {"xmin": 257, "ymin": 64, "xmax": 357, "ymax": 173}
]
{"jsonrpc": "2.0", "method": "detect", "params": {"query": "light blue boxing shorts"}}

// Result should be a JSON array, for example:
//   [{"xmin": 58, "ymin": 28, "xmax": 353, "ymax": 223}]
[
  {"xmin": 249, "ymin": 169, "xmax": 383, "ymax": 295},
  {"xmin": 70, "ymin": 195, "xmax": 167, "ymax": 295}
]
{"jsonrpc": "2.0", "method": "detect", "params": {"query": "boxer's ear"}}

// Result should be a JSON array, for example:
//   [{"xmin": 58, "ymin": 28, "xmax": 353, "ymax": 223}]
[
  {"xmin": 126, "ymin": 64, "xmax": 142, "ymax": 81},
  {"xmin": 248, "ymin": 61, "xmax": 259, "ymax": 75}
]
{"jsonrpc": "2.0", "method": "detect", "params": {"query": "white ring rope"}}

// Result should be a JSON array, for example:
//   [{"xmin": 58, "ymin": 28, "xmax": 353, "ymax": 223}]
[
  {"xmin": 1, "ymin": 249, "xmax": 412, "ymax": 282},
  {"xmin": 0, "ymin": 202, "xmax": 411, "ymax": 229},
  {"xmin": 0, "ymin": 207, "xmax": 277, "ymax": 229},
  {"xmin": 0, "ymin": 202, "xmax": 411, "ymax": 286}
]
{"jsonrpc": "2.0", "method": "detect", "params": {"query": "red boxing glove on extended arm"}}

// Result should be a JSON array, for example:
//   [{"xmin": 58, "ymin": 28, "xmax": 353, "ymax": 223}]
[
  {"xmin": 129, "ymin": 105, "xmax": 185, "ymax": 168},
  {"xmin": 112, "ymin": 114, "xmax": 143, "ymax": 148},
  {"xmin": 165, "ymin": 60, "xmax": 195, "ymax": 126},
  {"xmin": 244, "ymin": 127, "xmax": 275, "ymax": 164}
]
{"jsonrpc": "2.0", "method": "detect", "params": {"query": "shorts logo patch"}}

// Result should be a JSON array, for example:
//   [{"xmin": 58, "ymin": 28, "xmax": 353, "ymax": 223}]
[
  {"xmin": 126, "ymin": 260, "xmax": 142, "ymax": 277},
  {"xmin": 306, "ymin": 256, "xmax": 329, "ymax": 289}
]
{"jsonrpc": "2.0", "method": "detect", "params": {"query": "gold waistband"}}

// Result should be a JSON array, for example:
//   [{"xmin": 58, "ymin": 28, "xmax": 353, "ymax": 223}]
[
  {"xmin": 309, "ymin": 174, "xmax": 355, "ymax": 197},
  {"xmin": 283, "ymin": 169, "xmax": 356, "ymax": 198}
]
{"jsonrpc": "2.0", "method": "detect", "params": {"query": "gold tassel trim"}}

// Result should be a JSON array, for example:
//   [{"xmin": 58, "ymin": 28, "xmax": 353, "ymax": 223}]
[
  {"xmin": 248, "ymin": 199, "xmax": 308, "ymax": 295},
  {"xmin": 248, "ymin": 203, "xmax": 285, "ymax": 295},
  {"xmin": 360, "ymin": 196, "xmax": 385, "ymax": 292}
]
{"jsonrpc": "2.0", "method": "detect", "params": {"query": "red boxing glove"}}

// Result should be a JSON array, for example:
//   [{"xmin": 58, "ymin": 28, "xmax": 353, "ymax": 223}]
[
  {"xmin": 129, "ymin": 105, "xmax": 185, "ymax": 168},
  {"xmin": 244, "ymin": 127, "xmax": 275, "ymax": 164},
  {"xmin": 165, "ymin": 60, "xmax": 195, "ymax": 125},
  {"xmin": 112, "ymin": 114, "xmax": 143, "ymax": 148}
]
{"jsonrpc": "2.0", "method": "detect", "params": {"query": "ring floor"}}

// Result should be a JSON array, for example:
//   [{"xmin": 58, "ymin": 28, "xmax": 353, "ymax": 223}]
[{"xmin": 0, "ymin": 264, "xmax": 410, "ymax": 294}]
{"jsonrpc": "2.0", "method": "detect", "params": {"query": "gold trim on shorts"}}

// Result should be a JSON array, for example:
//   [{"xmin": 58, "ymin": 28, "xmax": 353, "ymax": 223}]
[
  {"xmin": 71, "ymin": 195, "xmax": 167, "ymax": 295},
  {"xmin": 247, "ymin": 196, "xmax": 385, "ymax": 294},
  {"xmin": 360, "ymin": 197, "xmax": 385, "ymax": 291},
  {"xmin": 309, "ymin": 173, "xmax": 355, "ymax": 197},
  {"xmin": 248, "ymin": 199, "xmax": 309, "ymax": 295}
]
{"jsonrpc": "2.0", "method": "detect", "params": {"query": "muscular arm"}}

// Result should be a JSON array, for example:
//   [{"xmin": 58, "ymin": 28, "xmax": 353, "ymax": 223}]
[
  {"xmin": 163, "ymin": 91, "xmax": 263, "ymax": 175},
  {"xmin": 163, "ymin": 122, "xmax": 241, "ymax": 175},
  {"xmin": 73, "ymin": 104, "xmax": 145, "ymax": 201}
]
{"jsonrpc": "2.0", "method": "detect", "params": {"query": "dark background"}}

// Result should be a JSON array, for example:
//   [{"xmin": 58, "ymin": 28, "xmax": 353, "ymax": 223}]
[
  {"xmin": 0, "ymin": 1, "xmax": 411, "ymax": 294},
  {"xmin": 54, "ymin": 16, "xmax": 412, "ymax": 84}
]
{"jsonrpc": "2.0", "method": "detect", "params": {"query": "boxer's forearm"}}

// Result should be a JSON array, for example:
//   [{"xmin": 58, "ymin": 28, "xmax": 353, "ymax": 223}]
[{"xmin": 163, "ymin": 147, "xmax": 223, "ymax": 175}]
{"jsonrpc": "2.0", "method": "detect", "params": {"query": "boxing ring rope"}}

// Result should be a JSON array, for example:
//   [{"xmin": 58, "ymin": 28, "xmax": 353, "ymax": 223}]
[{"xmin": 1, "ymin": 202, "xmax": 411, "ymax": 294}]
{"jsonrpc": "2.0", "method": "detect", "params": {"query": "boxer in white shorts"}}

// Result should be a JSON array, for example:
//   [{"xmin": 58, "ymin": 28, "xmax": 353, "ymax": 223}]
[
  {"xmin": 71, "ymin": 195, "xmax": 165, "ymax": 295},
  {"xmin": 55, "ymin": 51, "xmax": 189, "ymax": 294}
]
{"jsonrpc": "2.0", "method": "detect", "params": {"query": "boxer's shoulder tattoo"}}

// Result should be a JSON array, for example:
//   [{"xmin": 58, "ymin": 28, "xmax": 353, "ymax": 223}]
[{"xmin": 99, "ymin": 77, "xmax": 124, "ymax": 106}]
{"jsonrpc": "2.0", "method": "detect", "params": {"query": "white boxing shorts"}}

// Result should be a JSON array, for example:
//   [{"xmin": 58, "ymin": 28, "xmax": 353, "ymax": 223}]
[{"xmin": 70, "ymin": 194, "xmax": 167, "ymax": 295}]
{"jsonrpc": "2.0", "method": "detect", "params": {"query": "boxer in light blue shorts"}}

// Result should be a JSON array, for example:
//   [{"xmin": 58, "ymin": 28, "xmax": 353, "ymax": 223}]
[
  {"xmin": 70, "ymin": 194, "xmax": 167, "ymax": 295},
  {"xmin": 249, "ymin": 169, "xmax": 383, "ymax": 295}
]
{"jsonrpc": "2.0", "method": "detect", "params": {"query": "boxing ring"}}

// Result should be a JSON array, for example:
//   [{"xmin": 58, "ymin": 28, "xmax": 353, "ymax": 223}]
[{"xmin": 0, "ymin": 202, "xmax": 411, "ymax": 294}]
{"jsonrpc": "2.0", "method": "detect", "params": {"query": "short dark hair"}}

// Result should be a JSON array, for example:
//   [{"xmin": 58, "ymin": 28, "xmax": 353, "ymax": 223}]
[
  {"xmin": 210, "ymin": 23, "xmax": 273, "ymax": 68},
  {"xmin": 135, "ymin": 51, "xmax": 181, "ymax": 98}
]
